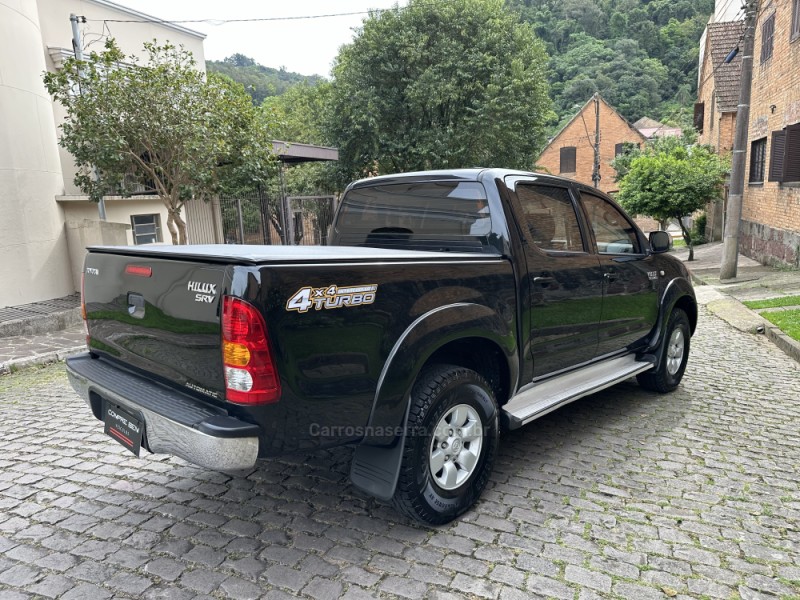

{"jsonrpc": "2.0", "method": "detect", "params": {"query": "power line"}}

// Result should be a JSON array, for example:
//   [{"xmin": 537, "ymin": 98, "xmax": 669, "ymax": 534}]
[{"xmin": 84, "ymin": 9, "xmax": 395, "ymax": 25}]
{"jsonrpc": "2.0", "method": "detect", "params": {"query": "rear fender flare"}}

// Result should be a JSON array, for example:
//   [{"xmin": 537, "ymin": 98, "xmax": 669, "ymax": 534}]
[{"xmin": 361, "ymin": 302, "xmax": 517, "ymax": 446}]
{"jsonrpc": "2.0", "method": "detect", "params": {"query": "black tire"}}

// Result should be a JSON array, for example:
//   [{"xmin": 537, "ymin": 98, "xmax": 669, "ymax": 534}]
[
  {"xmin": 392, "ymin": 364, "xmax": 498, "ymax": 525},
  {"xmin": 637, "ymin": 307, "xmax": 691, "ymax": 393}
]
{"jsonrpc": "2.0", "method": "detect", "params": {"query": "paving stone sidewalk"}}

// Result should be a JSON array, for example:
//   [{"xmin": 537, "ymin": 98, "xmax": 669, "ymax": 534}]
[
  {"xmin": 0, "ymin": 325, "xmax": 85, "ymax": 375},
  {"xmin": 1, "ymin": 305, "xmax": 799, "ymax": 599}
]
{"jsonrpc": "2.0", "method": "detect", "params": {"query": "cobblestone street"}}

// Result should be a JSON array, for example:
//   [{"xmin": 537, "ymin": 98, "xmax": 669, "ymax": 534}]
[{"xmin": 1, "ymin": 306, "xmax": 799, "ymax": 600}]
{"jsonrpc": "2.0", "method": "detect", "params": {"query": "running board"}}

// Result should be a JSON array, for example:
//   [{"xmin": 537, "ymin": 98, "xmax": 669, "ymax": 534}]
[{"xmin": 502, "ymin": 354, "xmax": 655, "ymax": 429}]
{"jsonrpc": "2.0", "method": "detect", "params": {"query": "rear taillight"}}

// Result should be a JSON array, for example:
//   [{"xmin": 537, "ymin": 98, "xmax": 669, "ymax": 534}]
[
  {"xmin": 221, "ymin": 296, "xmax": 281, "ymax": 404},
  {"xmin": 81, "ymin": 271, "xmax": 89, "ymax": 347}
]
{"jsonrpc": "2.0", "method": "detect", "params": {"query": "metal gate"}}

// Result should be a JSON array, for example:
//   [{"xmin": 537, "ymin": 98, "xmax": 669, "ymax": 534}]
[
  {"xmin": 287, "ymin": 196, "xmax": 336, "ymax": 245},
  {"xmin": 219, "ymin": 189, "xmax": 336, "ymax": 246}
]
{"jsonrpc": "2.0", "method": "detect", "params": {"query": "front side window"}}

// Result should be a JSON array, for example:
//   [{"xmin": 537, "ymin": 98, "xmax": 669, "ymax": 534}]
[
  {"xmin": 761, "ymin": 14, "xmax": 775, "ymax": 63},
  {"xmin": 749, "ymin": 138, "xmax": 767, "ymax": 183},
  {"xmin": 560, "ymin": 147, "xmax": 577, "ymax": 173},
  {"xmin": 131, "ymin": 214, "xmax": 162, "ymax": 245},
  {"xmin": 581, "ymin": 192, "xmax": 641, "ymax": 254},
  {"xmin": 515, "ymin": 185, "xmax": 584, "ymax": 252}
]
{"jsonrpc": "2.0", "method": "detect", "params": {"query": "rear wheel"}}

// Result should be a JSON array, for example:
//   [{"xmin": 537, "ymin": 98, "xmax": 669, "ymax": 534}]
[
  {"xmin": 392, "ymin": 365, "xmax": 498, "ymax": 525},
  {"xmin": 637, "ymin": 307, "xmax": 690, "ymax": 393}
]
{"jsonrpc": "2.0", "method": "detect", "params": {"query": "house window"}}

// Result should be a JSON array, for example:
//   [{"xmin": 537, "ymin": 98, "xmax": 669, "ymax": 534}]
[
  {"xmin": 710, "ymin": 92, "xmax": 716, "ymax": 132},
  {"xmin": 749, "ymin": 138, "xmax": 767, "ymax": 183},
  {"xmin": 614, "ymin": 142, "xmax": 640, "ymax": 156},
  {"xmin": 560, "ymin": 146, "xmax": 576, "ymax": 173},
  {"xmin": 694, "ymin": 102, "xmax": 705, "ymax": 134},
  {"xmin": 131, "ymin": 214, "xmax": 162, "ymax": 245},
  {"xmin": 792, "ymin": 0, "xmax": 800, "ymax": 41},
  {"xmin": 768, "ymin": 123, "xmax": 800, "ymax": 183},
  {"xmin": 761, "ymin": 14, "xmax": 775, "ymax": 63}
]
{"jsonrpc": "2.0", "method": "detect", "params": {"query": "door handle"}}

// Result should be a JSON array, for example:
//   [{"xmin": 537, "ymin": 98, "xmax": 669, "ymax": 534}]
[
  {"xmin": 604, "ymin": 272, "xmax": 618, "ymax": 281},
  {"xmin": 533, "ymin": 276, "xmax": 555, "ymax": 285}
]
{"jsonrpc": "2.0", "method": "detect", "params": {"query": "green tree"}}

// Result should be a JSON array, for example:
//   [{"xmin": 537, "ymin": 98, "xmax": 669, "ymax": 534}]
[
  {"xmin": 44, "ymin": 40, "xmax": 276, "ymax": 244},
  {"xmin": 327, "ymin": 0, "xmax": 554, "ymax": 180},
  {"xmin": 614, "ymin": 136, "xmax": 729, "ymax": 261}
]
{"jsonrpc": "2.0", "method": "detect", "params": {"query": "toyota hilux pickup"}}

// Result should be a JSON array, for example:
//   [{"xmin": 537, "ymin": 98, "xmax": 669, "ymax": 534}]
[{"xmin": 66, "ymin": 168, "xmax": 697, "ymax": 524}]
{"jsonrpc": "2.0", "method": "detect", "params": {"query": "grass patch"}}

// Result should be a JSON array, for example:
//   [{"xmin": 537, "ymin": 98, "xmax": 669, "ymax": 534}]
[
  {"xmin": 671, "ymin": 238, "xmax": 687, "ymax": 249},
  {"xmin": 743, "ymin": 295, "xmax": 800, "ymax": 310},
  {"xmin": 761, "ymin": 309, "xmax": 800, "ymax": 342}
]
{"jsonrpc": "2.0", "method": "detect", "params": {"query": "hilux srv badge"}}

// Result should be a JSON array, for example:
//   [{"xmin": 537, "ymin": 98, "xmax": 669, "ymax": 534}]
[{"xmin": 188, "ymin": 281, "xmax": 217, "ymax": 303}]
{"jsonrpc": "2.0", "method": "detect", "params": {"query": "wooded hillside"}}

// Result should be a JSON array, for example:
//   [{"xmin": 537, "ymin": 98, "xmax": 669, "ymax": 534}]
[
  {"xmin": 206, "ymin": 54, "xmax": 323, "ymax": 106},
  {"xmin": 508, "ymin": 0, "xmax": 715, "ymax": 126}
]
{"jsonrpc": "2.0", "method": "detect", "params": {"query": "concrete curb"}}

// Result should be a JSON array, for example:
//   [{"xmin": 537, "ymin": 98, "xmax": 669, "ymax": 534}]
[
  {"xmin": 697, "ymin": 286, "xmax": 800, "ymax": 365},
  {"xmin": 763, "ymin": 322, "xmax": 800, "ymax": 364},
  {"xmin": 0, "ymin": 307, "xmax": 82, "ymax": 338},
  {"xmin": 0, "ymin": 345, "xmax": 85, "ymax": 375}
]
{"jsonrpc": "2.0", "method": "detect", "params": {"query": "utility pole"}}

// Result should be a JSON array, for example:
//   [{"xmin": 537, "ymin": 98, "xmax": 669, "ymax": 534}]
[
  {"xmin": 70, "ymin": 14, "xmax": 107, "ymax": 221},
  {"xmin": 720, "ymin": 0, "xmax": 758, "ymax": 279},
  {"xmin": 592, "ymin": 93, "xmax": 601, "ymax": 189}
]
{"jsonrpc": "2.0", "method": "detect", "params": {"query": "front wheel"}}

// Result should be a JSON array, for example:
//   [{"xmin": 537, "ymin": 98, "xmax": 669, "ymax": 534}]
[
  {"xmin": 392, "ymin": 365, "xmax": 498, "ymax": 525},
  {"xmin": 637, "ymin": 307, "xmax": 691, "ymax": 393}
]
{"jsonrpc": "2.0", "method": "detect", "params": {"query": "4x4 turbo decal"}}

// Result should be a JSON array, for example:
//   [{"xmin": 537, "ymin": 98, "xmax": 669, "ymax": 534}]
[{"xmin": 286, "ymin": 284, "xmax": 378, "ymax": 313}]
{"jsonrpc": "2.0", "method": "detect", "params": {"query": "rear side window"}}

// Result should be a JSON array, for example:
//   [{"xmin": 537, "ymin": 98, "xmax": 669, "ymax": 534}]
[
  {"xmin": 515, "ymin": 184, "xmax": 585, "ymax": 252},
  {"xmin": 333, "ymin": 181, "xmax": 490, "ymax": 250}
]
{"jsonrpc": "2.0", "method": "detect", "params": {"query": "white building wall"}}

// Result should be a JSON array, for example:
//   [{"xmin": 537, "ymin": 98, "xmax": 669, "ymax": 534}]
[
  {"xmin": 0, "ymin": 0, "xmax": 73, "ymax": 307},
  {"xmin": 38, "ymin": 0, "xmax": 206, "ymax": 197},
  {"xmin": 0, "ymin": 0, "xmax": 206, "ymax": 307}
]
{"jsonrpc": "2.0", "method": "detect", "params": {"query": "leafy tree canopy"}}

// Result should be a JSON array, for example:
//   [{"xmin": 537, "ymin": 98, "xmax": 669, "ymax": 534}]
[
  {"xmin": 326, "ymin": 0, "xmax": 555, "ymax": 181},
  {"xmin": 613, "ymin": 135, "xmax": 729, "ymax": 260},
  {"xmin": 43, "ymin": 39, "xmax": 276, "ymax": 244},
  {"xmin": 262, "ymin": 83, "xmax": 339, "ymax": 212}
]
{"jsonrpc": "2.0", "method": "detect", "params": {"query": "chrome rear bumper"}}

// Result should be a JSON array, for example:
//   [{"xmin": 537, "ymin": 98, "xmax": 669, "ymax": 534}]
[{"xmin": 66, "ymin": 353, "xmax": 259, "ymax": 471}]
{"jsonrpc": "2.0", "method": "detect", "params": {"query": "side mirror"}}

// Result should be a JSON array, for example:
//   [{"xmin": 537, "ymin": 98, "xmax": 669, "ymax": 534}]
[{"xmin": 649, "ymin": 230, "xmax": 672, "ymax": 254}]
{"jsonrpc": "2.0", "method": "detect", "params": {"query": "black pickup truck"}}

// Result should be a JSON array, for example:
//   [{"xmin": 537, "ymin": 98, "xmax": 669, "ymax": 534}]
[{"xmin": 66, "ymin": 168, "xmax": 696, "ymax": 524}]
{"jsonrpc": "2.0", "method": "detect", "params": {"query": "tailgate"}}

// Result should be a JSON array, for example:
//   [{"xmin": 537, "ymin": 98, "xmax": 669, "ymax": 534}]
[{"xmin": 83, "ymin": 251, "xmax": 228, "ymax": 401}]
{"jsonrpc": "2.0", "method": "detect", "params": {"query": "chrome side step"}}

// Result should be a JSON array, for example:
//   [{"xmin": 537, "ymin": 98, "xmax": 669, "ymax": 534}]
[{"xmin": 502, "ymin": 354, "xmax": 655, "ymax": 429}]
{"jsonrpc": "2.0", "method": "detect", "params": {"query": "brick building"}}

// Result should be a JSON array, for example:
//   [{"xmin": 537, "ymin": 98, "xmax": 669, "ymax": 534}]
[
  {"xmin": 696, "ymin": 21, "xmax": 744, "ymax": 153},
  {"xmin": 740, "ymin": 0, "xmax": 800, "ymax": 267},
  {"xmin": 536, "ymin": 94, "xmax": 648, "ymax": 196},
  {"xmin": 535, "ymin": 94, "xmax": 656, "ymax": 230},
  {"xmin": 695, "ymin": 19, "xmax": 745, "ymax": 241}
]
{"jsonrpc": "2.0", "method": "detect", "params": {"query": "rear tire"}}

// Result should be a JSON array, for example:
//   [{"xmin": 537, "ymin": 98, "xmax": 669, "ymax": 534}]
[
  {"xmin": 637, "ymin": 307, "xmax": 690, "ymax": 393},
  {"xmin": 392, "ymin": 365, "xmax": 498, "ymax": 525}
]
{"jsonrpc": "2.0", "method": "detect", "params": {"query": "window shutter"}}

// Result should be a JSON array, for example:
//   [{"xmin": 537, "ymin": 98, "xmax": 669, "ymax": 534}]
[
  {"xmin": 784, "ymin": 124, "xmax": 800, "ymax": 183},
  {"xmin": 560, "ymin": 147, "xmax": 576, "ymax": 173},
  {"xmin": 760, "ymin": 14, "xmax": 775, "ymax": 63},
  {"xmin": 693, "ymin": 103, "xmax": 705, "ymax": 133},
  {"xmin": 769, "ymin": 130, "xmax": 786, "ymax": 182}
]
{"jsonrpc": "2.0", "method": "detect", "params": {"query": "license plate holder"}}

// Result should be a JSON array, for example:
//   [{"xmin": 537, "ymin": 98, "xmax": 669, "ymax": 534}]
[{"xmin": 103, "ymin": 401, "xmax": 143, "ymax": 456}]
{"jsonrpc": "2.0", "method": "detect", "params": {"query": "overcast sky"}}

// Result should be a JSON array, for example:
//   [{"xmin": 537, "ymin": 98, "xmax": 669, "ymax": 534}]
[{"xmin": 117, "ymin": 0, "xmax": 409, "ymax": 77}]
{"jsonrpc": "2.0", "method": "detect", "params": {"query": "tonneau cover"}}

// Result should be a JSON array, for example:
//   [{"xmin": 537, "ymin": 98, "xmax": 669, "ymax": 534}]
[{"xmin": 87, "ymin": 244, "xmax": 498, "ymax": 265}]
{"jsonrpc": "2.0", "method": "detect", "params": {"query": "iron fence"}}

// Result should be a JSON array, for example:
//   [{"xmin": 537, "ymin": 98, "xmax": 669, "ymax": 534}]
[{"xmin": 219, "ymin": 188, "xmax": 336, "ymax": 246}]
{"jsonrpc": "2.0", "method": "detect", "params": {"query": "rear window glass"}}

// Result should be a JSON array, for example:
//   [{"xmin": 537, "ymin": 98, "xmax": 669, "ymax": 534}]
[{"xmin": 334, "ymin": 181, "xmax": 491, "ymax": 250}]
